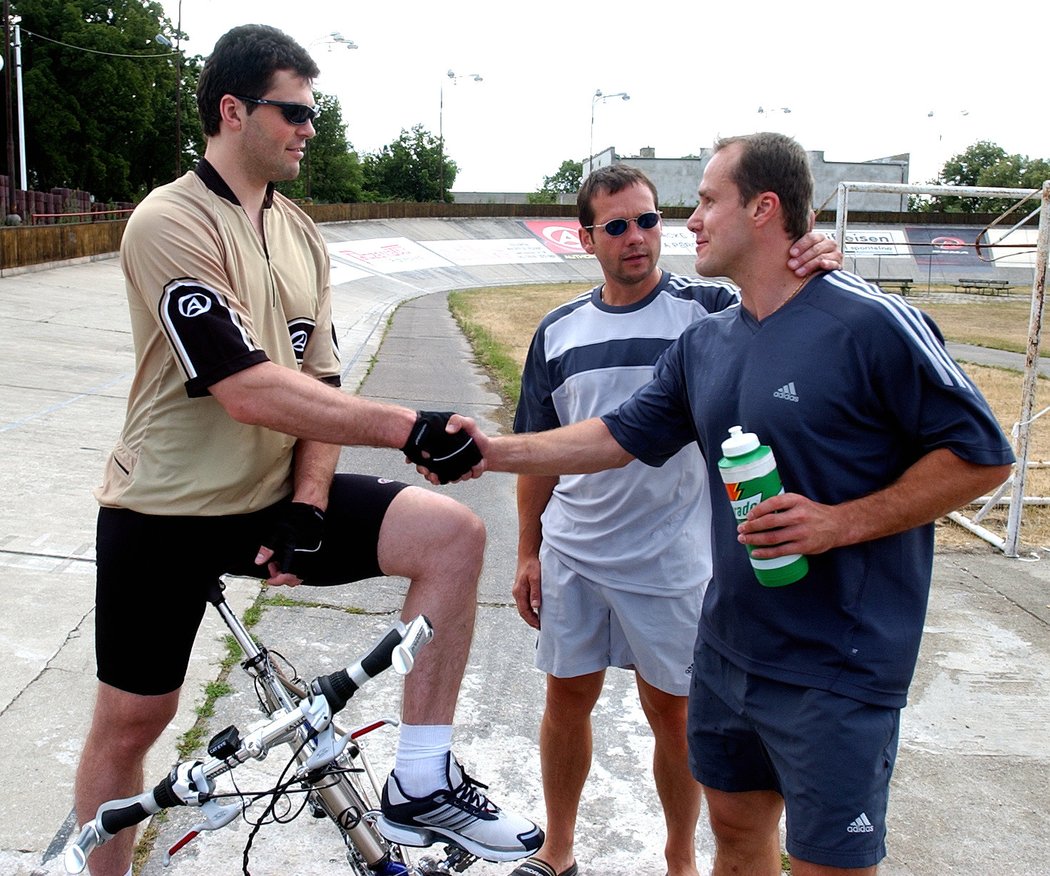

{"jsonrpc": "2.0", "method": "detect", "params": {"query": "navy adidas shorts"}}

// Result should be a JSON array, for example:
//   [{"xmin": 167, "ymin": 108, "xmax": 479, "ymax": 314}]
[
  {"xmin": 94, "ymin": 473, "xmax": 408, "ymax": 696},
  {"xmin": 688, "ymin": 643, "xmax": 899, "ymax": 869}
]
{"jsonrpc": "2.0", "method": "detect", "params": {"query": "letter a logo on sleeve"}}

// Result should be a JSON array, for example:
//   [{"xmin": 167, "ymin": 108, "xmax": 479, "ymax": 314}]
[{"xmin": 178, "ymin": 292, "xmax": 213, "ymax": 318}]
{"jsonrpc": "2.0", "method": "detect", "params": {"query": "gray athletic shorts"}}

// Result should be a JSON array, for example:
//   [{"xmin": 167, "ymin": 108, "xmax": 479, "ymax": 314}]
[{"xmin": 535, "ymin": 544, "xmax": 702, "ymax": 696}]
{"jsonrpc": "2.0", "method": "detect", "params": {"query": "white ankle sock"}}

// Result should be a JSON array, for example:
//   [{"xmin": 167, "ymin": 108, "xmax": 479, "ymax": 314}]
[{"xmin": 394, "ymin": 723, "xmax": 453, "ymax": 797}]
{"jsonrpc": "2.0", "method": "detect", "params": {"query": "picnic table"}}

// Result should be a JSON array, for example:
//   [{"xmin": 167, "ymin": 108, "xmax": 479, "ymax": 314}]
[
  {"xmin": 864, "ymin": 277, "xmax": 913, "ymax": 295},
  {"xmin": 952, "ymin": 278, "xmax": 1011, "ymax": 295}
]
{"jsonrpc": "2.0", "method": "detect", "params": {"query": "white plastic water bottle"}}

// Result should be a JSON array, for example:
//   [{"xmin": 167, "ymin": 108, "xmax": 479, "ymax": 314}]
[{"xmin": 717, "ymin": 425, "xmax": 808, "ymax": 587}]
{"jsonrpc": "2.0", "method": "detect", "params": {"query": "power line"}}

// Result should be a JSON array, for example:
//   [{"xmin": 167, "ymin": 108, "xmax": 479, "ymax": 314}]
[{"xmin": 21, "ymin": 27, "xmax": 177, "ymax": 58}]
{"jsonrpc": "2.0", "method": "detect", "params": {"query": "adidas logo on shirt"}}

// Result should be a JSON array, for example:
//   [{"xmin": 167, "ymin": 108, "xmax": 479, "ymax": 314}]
[
  {"xmin": 773, "ymin": 382, "xmax": 799, "ymax": 402},
  {"xmin": 847, "ymin": 812, "xmax": 875, "ymax": 833}
]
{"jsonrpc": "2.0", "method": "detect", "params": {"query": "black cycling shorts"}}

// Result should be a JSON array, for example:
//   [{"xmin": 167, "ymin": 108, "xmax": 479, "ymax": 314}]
[{"xmin": 94, "ymin": 473, "xmax": 409, "ymax": 696}]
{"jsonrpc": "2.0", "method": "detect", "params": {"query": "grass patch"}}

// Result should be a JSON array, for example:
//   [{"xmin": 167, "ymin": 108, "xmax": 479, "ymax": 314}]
[
  {"xmin": 449, "ymin": 283, "xmax": 590, "ymax": 406},
  {"xmin": 259, "ymin": 591, "xmax": 369, "ymax": 614},
  {"xmin": 917, "ymin": 297, "xmax": 1034, "ymax": 355}
]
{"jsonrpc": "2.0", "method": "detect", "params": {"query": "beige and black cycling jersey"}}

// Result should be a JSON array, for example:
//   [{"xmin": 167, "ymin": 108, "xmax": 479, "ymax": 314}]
[{"xmin": 96, "ymin": 159, "xmax": 340, "ymax": 516}]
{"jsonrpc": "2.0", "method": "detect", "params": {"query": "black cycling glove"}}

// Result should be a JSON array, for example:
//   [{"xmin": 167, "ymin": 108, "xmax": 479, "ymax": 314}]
[
  {"xmin": 260, "ymin": 502, "xmax": 325, "ymax": 576},
  {"xmin": 402, "ymin": 410, "xmax": 482, "ymax": 484}
]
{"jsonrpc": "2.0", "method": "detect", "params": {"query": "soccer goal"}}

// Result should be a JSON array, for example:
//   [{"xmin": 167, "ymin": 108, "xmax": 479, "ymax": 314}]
[{"xmin": 831, "ymin": 180, "xmax": 1050, "ymax": 557}]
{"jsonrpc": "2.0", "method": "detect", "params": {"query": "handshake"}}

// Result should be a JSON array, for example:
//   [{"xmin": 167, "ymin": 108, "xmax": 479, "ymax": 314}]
[{"xmin": 401, "ymin": 410, "xmax": 484, "ymax": 484}]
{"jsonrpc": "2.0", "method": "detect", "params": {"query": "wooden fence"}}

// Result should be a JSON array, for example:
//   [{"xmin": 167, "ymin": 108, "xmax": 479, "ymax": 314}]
[
  {"xmin": 0, "ymin": 203, "xmax": 1017, "ymax": 274},
  {"xmin": 0, "ymin": 220, "xmax": 128, "ymax": 272}
]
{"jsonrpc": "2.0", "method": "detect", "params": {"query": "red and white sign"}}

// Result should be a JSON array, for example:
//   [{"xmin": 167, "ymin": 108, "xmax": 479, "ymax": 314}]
[{"xmin": 523, "ymin": 220, "xmax": 589, "ymax": 256}]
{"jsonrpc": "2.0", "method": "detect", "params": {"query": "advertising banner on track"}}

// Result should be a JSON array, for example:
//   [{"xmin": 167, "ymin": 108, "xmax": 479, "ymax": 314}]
[
  {"xmin": 420, "ymin": 238, "xmax": 564, "ymax": 266},
  {"xmin": 904, "ymin": 226, "xmax": 991, "ymax": 270},
  {"xmin": 328, "ymin": 238, "xmax": 454, "ymax": 274},
  {"xmin": 823, "ymin": 229, "xmax": 910, "ymax": 258}
]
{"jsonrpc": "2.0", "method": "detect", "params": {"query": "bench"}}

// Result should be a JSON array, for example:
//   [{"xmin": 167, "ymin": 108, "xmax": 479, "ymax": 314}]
[
  {"xmin": 864, "ymin": 278, "xmax": 913, "ymax": 295},
  {"xmin": 953, "ymin": 278, "xmax": 1011, "ymax": 295}
]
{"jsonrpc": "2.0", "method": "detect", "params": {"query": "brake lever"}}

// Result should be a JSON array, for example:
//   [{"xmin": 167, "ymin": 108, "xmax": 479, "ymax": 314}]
[{"xmin": 392, "ymin": 614, "xmax": 434, "ymax": 675}]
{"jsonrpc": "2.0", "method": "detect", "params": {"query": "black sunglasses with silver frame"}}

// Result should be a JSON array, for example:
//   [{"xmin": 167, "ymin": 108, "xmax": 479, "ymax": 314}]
[
  {"xmin": 582, "ymin": 211, "xmax": 662, "ymax": 237},
  {"xmin": 233, "ymin": 95, "xmax": 322, "ymax": 126}
]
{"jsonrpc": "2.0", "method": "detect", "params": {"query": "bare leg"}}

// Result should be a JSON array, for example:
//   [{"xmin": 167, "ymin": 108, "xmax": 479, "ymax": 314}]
[
  {"xmin": 704, "ymin": 786, "xmax": 784, "ymax": 876},
  {"xmin": 74, "ymin": 682, "xmax": 180, "ymax": 876},
  {"xmin": 635, "ymin": 676, "xmax": 701, "ymax": 876},
  {"xmin": 521, "ymin": 671, "xmax": 605, "ymax": 874},
  {"xmin": 376, "ymin": 486, "xmax": 486, "ymax": 725}
]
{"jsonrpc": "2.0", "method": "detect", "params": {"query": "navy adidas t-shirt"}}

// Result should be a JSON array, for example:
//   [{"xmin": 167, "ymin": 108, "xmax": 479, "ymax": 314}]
[{"xmin": 603, "ymin": 270, "xmax": 1014, "ymax": 707}]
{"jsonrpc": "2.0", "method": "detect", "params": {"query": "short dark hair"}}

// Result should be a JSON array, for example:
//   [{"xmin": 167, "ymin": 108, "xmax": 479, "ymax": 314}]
[
  {"xmin": 713, "ymin": 133, "xmax": 813, "ymax": 240},
  {"xmin": 577, "ymin": 165, "xmax": 659, "ymax": 228},
  {"xmin": 196, "ymin": 24, "xmax": 320, "ymax": 137}
]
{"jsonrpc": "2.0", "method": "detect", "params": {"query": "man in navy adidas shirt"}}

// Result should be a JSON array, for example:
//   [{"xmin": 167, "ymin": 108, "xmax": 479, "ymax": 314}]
[{"xmin": 431, "ymin": 133, "xmax": 1014, "ymax": 876}]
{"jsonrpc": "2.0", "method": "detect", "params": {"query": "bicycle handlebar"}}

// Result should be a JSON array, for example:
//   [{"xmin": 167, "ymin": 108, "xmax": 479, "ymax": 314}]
[
  {"xmin": 65, "ymin": 614, "xmax": 434, "ymax": 874},
  {"xmin": 315, "ymin": 614, "xmax": 433, "ymax": 713},
  {"xmin": 65, "ymin": 771, "xmax": 183, "ymax": 873}
]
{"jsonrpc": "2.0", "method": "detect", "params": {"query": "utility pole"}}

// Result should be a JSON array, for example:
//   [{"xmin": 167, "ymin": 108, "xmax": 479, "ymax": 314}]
[
  {"xmin": 174, "ymin": 0, "xmax": 181, "ymax": 176},
  {"xmin": 3, "ymin": 0, "xmax": 16, "ymax": 216}
]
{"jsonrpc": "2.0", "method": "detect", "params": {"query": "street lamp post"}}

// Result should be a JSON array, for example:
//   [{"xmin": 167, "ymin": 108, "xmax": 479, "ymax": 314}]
[
  {"xmin": 155, "ymin": 0, "xmax": 183, "ymax": 178},
  {"xmin": 439, "ymin": 69, "xmax": 482, "ymax": 202},
  {"xmin": 303, "ymin": 33, "xmax": 358, "ymax": 198},
  {"xmin": 589, "ymin": 88, "xmax": 629, "ymax": 175},
  {"xmin": 6, "ymin": 13, "xmax": 25, "ymax": 192},
  {"xmin": 2, "ymin": 2, "xmax": 16, "ymax": 216}
]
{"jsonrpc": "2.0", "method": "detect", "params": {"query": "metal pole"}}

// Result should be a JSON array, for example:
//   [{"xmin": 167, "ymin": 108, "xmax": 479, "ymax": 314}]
[
  {"xmin": 438, "ymin": 82, "xmax": 444, "ymax": 202},
  {"xmin": 174, "ymin": 0, "xmax": 182, "ymax": 177},
  {"xmin": 1004, "ymin": 180, "xmax": 1050, "ymax": 557},
  {"xmin": 834, "ymin": 183, "xmax": 848, "ymax": 253},
  {"xmin": 13, "ymin": 20, "xmax": 23, "ymax": 190},
  {"xmin": 589, "ymin": 91, "xmax": 596, "ymax": 175},
  {"xmin": 3, "ymin": 1, "xmax": 15, "ymax": 214}
]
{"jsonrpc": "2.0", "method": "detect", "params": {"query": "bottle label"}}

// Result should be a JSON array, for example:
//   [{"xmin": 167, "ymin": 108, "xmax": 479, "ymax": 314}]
[
  {"xmin": 724, "ymin": 470, "xmax": 809, "ymax": 587},
  {"xmin": 724, "ymin": 470, "xmax": 783, "ymax": 521}
]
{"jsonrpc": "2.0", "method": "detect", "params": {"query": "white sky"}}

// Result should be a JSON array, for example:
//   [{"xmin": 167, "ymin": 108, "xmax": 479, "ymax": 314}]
[{"xmin": 161, "ymin": 0, "xmax": 1049, "ymax": 194}]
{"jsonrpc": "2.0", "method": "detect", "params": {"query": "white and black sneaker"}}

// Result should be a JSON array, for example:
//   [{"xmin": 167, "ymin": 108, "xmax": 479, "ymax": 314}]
[{"xmin": 377, "ymin": 753, "xmax": 543, "ymax": 862}]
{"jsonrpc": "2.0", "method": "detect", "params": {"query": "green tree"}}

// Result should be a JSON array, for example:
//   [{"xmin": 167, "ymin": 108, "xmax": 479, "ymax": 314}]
[
  {"xmin": 975, "ymin": 154, "xmax": 1050, "ymax": 215},
  {"xmin": 361, "ymin": 124, "xmax": 451, "ymax": 202},
  {"xmin": 277, "ymin": 93, "xmax": 362, "ymax": 203},
  {"xmin": 6, "ymin": 0, "xmax": 202, "ymax": 201},
  {"xmin": 528, "ymin": 159, "xmax": 581, "ymax": 204},
  {"xmin": 910, "ymin": 141, "xmax": 1048, "ymax": 214}
]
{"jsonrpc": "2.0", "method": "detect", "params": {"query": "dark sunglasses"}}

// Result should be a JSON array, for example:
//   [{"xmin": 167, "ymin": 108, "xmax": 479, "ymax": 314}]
[
  {"xmin": 583, "ymin": 211, "xmax": 662, "ymax": 237},
  {"xmin": 233, "ymin": 95, "xmax": 322, "ymax": 126}
]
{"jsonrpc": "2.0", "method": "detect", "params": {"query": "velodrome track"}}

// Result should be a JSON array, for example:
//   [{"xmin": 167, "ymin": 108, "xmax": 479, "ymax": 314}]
[{"xmin": 0, "ymin": 217, "xmax": 1046, "ymax": 876}]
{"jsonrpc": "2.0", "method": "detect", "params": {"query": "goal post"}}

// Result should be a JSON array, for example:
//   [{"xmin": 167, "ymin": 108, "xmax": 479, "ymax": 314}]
[{"xmin": 831, "ymin": 180, "xmax": 1050, "ymax": 557}]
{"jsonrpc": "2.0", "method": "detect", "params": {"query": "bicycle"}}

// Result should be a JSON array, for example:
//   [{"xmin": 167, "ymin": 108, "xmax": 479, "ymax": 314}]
[{"xmin": 66, "ymin": 578, "xmax": 508, "ymax": 876}]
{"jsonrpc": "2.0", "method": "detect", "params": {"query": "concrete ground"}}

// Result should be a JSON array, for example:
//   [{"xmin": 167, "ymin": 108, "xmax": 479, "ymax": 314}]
[{"xmin": 0, "ymin": 235, "xmax": 1048, "ymax": 876}]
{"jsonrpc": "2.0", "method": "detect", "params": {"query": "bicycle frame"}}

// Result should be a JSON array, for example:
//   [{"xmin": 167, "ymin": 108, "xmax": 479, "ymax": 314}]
[{"xmin": 209, "ymin": 581, "xmax": 409, "ymax": 875}]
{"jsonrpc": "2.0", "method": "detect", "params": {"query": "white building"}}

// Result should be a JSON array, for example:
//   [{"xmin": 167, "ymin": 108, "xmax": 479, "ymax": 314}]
[{"xmin": 585, "ymin": 146, "xmax": 910, "ymax": 212}]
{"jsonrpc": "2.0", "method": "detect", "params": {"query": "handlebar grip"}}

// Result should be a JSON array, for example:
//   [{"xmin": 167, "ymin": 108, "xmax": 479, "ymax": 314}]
[
  {"xmin": 98, "ymin": 772, "xmax": 181, "ymax": 836},
  {"xmin": 98, "ymin": 799, "xmax": 154, "ymax": 836},
  {"xmin": 314, "ymin": 623, "xmax": 406, "ymax": 713}
]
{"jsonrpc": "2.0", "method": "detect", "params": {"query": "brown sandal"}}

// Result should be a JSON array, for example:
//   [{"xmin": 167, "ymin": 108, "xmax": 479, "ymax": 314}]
[{"xmin": 508, "ymin": 857, "xmax": 579, "ymax": 876}]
